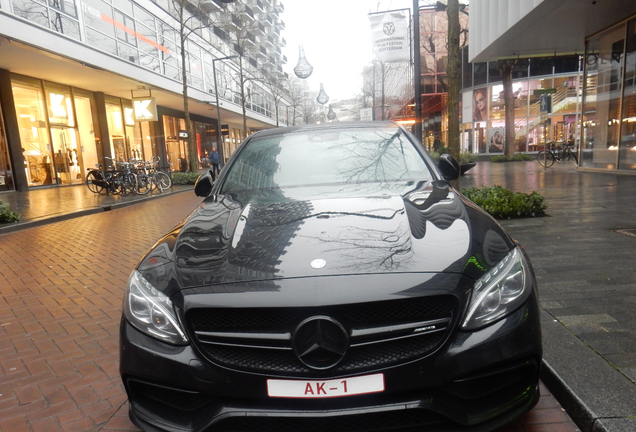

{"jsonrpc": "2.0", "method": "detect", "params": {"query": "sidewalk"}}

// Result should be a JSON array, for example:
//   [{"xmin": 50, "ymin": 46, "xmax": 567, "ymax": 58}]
[
  {"xmin": 461, "ymin": 161, "xmax": 636, "ymax": 432},
  {"xmin": 1, "ymin": 161, "xmax": 634, "ymax": 432},
  {"xmin": 0, "ymin": 183, "xmax": 193, "ymax": 233}
]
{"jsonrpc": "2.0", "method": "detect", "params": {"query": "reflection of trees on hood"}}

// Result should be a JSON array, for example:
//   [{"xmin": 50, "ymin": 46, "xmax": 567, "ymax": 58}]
[
  {"xmin": 336, "ymin": 132, "xmax": 413, "ymax": 183},
  {"xmin": 318, "ymin": 221, "xmax": 414, "ymax": 272}
]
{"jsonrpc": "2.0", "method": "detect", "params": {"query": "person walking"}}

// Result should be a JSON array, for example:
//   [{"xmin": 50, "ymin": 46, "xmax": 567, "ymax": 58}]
[{"xmin": 210, "ymin": 147, "xmax": 220, "ymax": 178}]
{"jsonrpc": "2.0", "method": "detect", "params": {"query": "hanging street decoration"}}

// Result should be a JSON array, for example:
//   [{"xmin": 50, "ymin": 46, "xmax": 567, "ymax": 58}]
[
  {"xmin": 293, "ymin": 45, "xmax": 313, "ymax": 79},
  {"xmin": 327, "ymin": 105, "xmax": 336, "ymax": 121},
  {"xmin": 316, "ymin": 83, "xmax": 329, "ymax": 105}
]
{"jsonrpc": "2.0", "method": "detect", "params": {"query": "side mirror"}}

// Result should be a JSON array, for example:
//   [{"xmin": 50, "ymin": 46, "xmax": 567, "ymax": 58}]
[
  {"xmin": 438, "ymin": 153, "xmax": 461, "ymax": 181},
  {"xmin": 194, "ymin": 170, "xmax": 214, "ymax": 197}
]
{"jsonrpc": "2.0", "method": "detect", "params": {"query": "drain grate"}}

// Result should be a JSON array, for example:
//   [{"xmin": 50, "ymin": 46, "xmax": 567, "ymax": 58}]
[{"xmin": 615, "ymin": 229, "xmax": 636, "ymax": 238}]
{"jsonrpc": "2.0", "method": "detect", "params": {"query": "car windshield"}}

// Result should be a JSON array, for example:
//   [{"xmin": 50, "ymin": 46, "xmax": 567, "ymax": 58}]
[{"xmin": 220, "ymin": 126, "xmax": 434, "ymax": 201}]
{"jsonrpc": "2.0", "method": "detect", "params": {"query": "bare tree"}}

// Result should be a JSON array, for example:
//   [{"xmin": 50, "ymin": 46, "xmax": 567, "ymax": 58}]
[
  {"xmin": 299, "ymin": 92, "xmax": 319, "ymax": 125},
  {"xmin": 446, "ymin": 0, "xmax": 461, "ymax": 162},
  {"xmin": 287, "ymin": 76, "xmax": 307, "ymax": 126},
  {"xmin": 169, "ymin": 0, "xmax": 233, "ymax": 172},
  {"xmin": 498, "ymin": 60, "xmax": 518, "ymax": 158},
  {"xmin": 216, "ymin": 3, "xmax": 263, "ymax": 137},
  {"xmin": 263, "ymin": 68, "xmax": 289, "ymax": 127}
]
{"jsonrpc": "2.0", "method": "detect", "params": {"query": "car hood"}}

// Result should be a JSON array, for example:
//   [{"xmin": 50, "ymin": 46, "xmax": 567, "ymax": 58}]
[{"xmin": 138, "ymin": 181, "xmax": 514, "ymax": 296}]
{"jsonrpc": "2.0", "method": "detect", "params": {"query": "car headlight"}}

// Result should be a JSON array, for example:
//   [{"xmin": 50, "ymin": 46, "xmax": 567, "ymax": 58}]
[
  {"xmin": 124, "ymin": 270, "xmax": 188, "ymax": 345},
  {"xmin": 461, "ymin": 247, "xmax": 533, "ymax": 331}
]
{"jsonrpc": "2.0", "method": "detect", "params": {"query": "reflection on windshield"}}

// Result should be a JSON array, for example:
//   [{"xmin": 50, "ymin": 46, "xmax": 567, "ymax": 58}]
[{"xmin": 220, "ymin": 127, "xmax": 433, "ymax": 201}]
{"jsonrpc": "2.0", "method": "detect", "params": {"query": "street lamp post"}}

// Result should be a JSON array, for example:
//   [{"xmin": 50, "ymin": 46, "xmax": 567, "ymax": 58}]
[{"xmin": 212, "ymin": 55, "xmax": 237, "ymax": 166}]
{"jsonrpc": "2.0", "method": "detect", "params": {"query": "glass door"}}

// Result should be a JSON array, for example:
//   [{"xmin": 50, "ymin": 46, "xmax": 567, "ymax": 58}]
[
  {"xmin": 12, "ymin": 78, "xmax": 55, "ymax": 186},
  {"xmin": 50, "ymin": 127, "xmax": 83, "ymax": 185}
]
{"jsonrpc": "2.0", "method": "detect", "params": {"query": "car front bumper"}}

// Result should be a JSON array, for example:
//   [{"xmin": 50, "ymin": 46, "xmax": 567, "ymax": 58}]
[{"xmin": 120, "ymin": 292, "xmax": 542, "ymax": 432}]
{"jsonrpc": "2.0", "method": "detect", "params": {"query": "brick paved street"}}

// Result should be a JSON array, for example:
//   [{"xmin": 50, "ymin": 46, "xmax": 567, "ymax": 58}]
[
  {"xmin": 0, "ymin": 192, "xmax": 202, "ymax": 432},
  {"xmin": 0, "ymin": 190, "xmax": 580, "ymax": 432}
]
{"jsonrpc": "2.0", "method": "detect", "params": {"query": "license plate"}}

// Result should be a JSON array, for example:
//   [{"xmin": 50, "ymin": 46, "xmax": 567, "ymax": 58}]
[{"xmin": 267, "ymin": 373, "xmax": 384, "ymax": 398}]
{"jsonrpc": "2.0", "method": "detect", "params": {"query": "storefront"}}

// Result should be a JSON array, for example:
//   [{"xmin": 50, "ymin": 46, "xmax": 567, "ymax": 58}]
[
  {"xmin": 160, "ymin": 111, "xmax": 224, "ymax": 172},
  {"xmin": 10, "ymin": 75, "xmax": 102, "ymax": 187},
  {"xmin": 460, "ymin": 55, "xmax": 583, "ymax": 157},
  {"xmin": 581, "ymin": 17, "xmax": 636, "ymax": 171}
]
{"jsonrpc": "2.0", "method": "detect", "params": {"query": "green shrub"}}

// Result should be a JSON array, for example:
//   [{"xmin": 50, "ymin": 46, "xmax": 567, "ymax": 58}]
[
  {"xmin": 171, "ymin": 172, "xmax": 201, "ymax": 185},
  {"xmin": 461, "ymin": 185, "xmax": 547, "ymax": 219},
  {"xmin": 490, "ymin": 153, "xmax": 534, "ymax": 162},
  {"xmin": 0, "ymin": 201, "xmax": 20, "ymax": 224}
]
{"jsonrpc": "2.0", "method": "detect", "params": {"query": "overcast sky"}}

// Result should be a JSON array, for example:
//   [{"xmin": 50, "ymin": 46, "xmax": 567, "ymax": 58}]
[{"xmin": 281, "ymin": 0, "xmax": 419, "ymax": 101}]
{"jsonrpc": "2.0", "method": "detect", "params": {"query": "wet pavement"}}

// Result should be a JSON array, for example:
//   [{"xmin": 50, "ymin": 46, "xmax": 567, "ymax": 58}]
[{"xmin": 2, "ymin": 160, "xmax": 635, "ymax": 431}]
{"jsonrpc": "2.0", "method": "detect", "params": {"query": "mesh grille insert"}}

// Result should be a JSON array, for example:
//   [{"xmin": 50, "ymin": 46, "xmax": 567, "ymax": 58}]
[{"xmin": 188, "ymin": 295, "xmax": 457, "ymax": 375}]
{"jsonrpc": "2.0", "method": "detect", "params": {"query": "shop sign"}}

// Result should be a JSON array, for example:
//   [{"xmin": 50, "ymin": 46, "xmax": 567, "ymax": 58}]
[
  {"xmin": 221, "ymin": 124, "xmax": 229, "ymax": 136},
  {"xmin": 539, "ymin": 94, "xmax": 552, "ymax": 114},
  {"xmin": 179, "ymin": 131, "xmax": 189, "ymax": 138},
  {"xmin": 133, "ymin": 97, "xmax": 158, "ymax": 121}
]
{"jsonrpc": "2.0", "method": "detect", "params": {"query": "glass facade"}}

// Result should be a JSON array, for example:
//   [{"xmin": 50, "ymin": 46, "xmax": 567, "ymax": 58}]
[
  {"xmin": 4, "ymin": 0, "xmax": 285, "ymax": 121},
  {"xmin": 10, "ymin": 75, "xmax": 102, "ymax": 186},
  {"xmin": 582, "ymin": 17, "xmax": 636, "ymax": 171},
  {"xmin": 461, "ymin": 53, "xmax": 583, "ymax": 156}
]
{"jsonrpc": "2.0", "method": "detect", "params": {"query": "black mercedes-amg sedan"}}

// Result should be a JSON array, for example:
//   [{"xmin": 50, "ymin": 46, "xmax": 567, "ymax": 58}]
[{"xmin": 120, "ymin": 122, "xmax": 542, "ymax": 432}]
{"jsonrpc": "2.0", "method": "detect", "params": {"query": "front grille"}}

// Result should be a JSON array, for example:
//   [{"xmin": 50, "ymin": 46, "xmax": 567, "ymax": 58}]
[
  {"xmin": 214, "ymin": 408, "xmax": 448, "ymax": 432},
  {"xmin": 188, "ymin": 296, "xmax": 456, "ymax": 375}
]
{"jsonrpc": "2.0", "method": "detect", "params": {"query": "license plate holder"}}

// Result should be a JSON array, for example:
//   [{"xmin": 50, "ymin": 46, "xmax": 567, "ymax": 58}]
[{"xmin": 267, "ymin": 373, "xmax": 384, "ymax": 398}]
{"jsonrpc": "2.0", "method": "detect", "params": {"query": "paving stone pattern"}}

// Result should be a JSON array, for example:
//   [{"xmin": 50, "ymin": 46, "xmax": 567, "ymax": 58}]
[
  {"xmin": 0, "ymin": 179, "xmax": 581, "ymax": 432},
  {"xmin": 0, "ymin": 192, "xmax": 202, "ymax": 432}
]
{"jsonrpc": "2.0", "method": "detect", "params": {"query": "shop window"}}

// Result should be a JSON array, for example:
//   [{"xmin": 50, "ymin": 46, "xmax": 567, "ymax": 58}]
[
  {"xmin": 581, "ymin": 25, "xmax": 624, "ymax": 169},
  {"xmin": 489, "ymin": 84, "xmax": 505, "ymax": 120},
  {"xmin": 11, "ymin": 79, "xmax": 55, "ymax": 186},
  {"xmin": 514, "ymin": 118, "xmax": 528, "ymax": 152},
  {"xmin": 552, "ymin": 76, "xmax": 581, "ymax": 115},
  {"xmin": 619, "ymin": 18, "xmax": 636, "ymax": 170},
  {"xmin": 106, "ymin": 101, "xmax": 127, "ymax": 163},
  {"xmin": 73, "ymin": 93, "xmax": 100, "ymax": 176}
]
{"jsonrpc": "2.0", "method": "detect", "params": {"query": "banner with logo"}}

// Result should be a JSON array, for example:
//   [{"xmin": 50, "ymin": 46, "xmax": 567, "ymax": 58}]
[{"xmin": 369, "ymin": 10, "xmax": 410, "ymax": 63}]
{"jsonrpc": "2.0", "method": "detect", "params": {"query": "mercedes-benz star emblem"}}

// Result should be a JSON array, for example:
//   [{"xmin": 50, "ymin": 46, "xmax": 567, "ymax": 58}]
[{"xmin": 292, "ymin": 316, "xmax": 349, "ymax": 370}]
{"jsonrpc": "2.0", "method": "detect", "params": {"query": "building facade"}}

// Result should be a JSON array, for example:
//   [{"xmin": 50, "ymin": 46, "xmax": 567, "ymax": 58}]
[
  {"xmin": 470, "ymin": 0, "xmax": 636, "ymax": 173},
  {"xmin": 460, "ymin": 53, "xmax": 582, "ymax": 156},
  {"xmin": 0, "ymin": 0, "xmax": 289, "ymax": 192}
]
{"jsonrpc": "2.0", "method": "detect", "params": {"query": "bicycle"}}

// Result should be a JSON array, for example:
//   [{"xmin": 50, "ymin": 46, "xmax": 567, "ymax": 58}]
[
  {"xmin": 536, "ymin": 141, "xmax": 578, "ymax": 167},
  {"xmin": 86, "ymin": 158, "xmax": 136, "ymax": 195}
]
